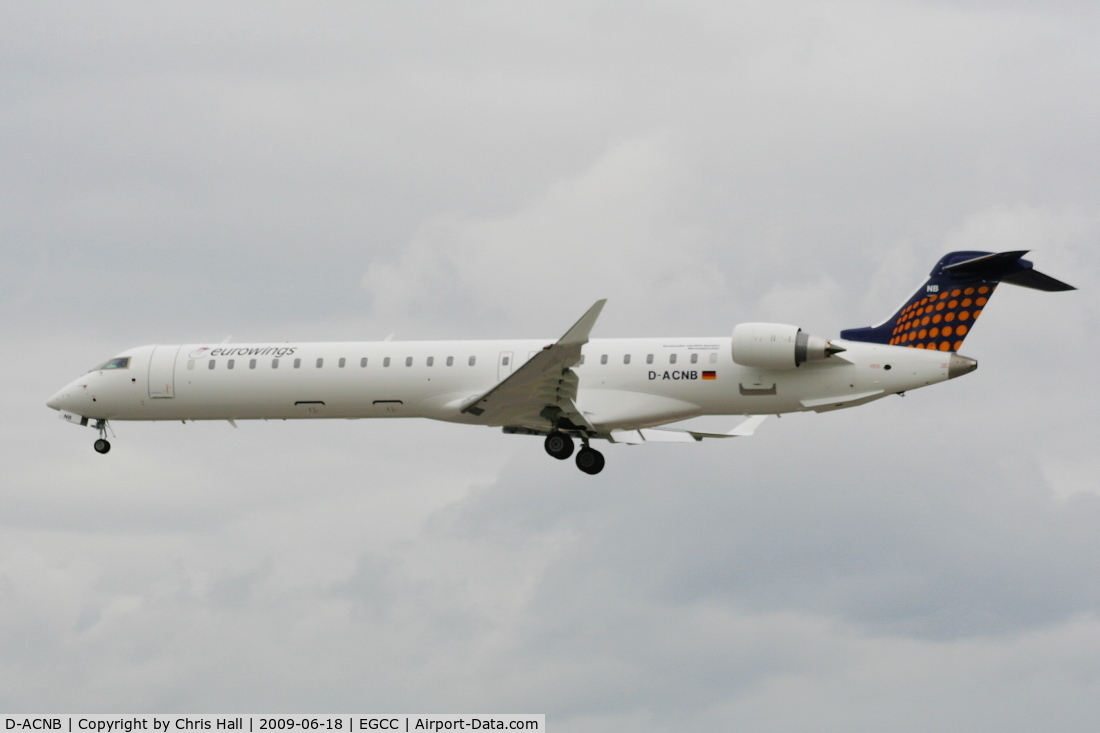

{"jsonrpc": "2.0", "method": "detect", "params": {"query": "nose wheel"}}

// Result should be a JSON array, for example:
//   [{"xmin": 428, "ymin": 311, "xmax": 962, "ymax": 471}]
[{"xmin": 92, "ymin": 419, "xmax": 112, "ymax": 455}]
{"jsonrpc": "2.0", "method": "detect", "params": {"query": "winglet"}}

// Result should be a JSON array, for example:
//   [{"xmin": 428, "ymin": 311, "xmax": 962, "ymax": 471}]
[{"xmin": 558, "ymin": 299, "xmax": 606, "ymax": 346}]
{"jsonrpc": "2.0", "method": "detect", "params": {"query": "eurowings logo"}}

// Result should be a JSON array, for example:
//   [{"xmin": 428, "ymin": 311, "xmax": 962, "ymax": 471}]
[{"xmin": 188, "ymin": 345, "xmax": 298, "ymax": 359}]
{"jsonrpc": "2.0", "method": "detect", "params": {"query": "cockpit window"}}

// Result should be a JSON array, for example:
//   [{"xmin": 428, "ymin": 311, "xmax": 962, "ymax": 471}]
[{"xmin": 91, "ymin": 357, "xmax": 131, "ymax": 371}]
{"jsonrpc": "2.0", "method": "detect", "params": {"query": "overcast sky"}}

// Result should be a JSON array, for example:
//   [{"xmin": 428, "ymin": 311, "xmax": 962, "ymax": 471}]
[{"xmin": 3, "ymin": 1, "xmax": 1100, "ymax": 730}]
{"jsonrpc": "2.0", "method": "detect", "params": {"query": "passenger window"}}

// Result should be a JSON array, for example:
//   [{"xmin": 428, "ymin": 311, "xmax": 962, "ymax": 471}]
[
  {"xmin": 624, "ymin": 354, "xmax": 631, "ymax": 365},
  {"xmin": 272, "ymin": 358, "xmax": 279, "ymax": 369},
  {"xmin": 187, "ymin": 360, "xmax": 195, "ymax": 370},
  {"xmin": 468, "ymin": 356, "xmax": 476, "ymax": 366},
  {"xmin": 316, "ymin": 358, "xmax": 324, "ymax": 368},
  {"xmin": 384, "ymin": 357, "xmax": 391, "ymax": 367},
  {"xmin": 208, "ymin": 360, "xmax": 215, "ymax": 370},
  {"xmin": 600, "ymin": 354, "xmax": 608, "ymax": 365},
  {"xmin": 339, "ymin": 358, "xmax": 346, "ymax": 368},
  {"xmin": 360, "ymin": 357, "xmax": 367, "ymax": 367},
  {"xmin": 249, "ymin": 359, "xmax": 257, "ymax": 369},
  {"xmin": 227, "ymin": 359, "xmax": 235, "ymax": 370},
  {"xmin": 690, "ymin": 353, "xmax": 698, "ymax": 364},
  {"xmin": 446, "ymin": 356, "xmax": 454, "ymax": 366},
  {"xmin": 293, "ymin": 358, "xmax": 301, "ymax": 369},
  {"xmin": 503, "ymin": 356, "xmax": 510, "ymax": 366},
  {"xmin": 406, "ymin": 357, "xmax": 413, "ymax": 367},
  {"xmin": 427, "ymin": 356, "xmax": 434, "ymax": 367},
  {"xmin": 646, "ymin": 354, "xmax": 654, "ymax": 364},
  {"xmin": 709, "ymin": 353, "xmax": 718, "ymax": 364},
  {"xmin": 670, "ymin": 354, "xmax": 677, "ymax": 364}
]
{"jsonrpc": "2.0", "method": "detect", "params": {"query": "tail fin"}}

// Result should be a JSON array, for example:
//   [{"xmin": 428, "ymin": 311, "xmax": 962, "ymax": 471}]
[{"xmin": 840, "ymin": 250, "xmax": 1075, "ymax": 352}]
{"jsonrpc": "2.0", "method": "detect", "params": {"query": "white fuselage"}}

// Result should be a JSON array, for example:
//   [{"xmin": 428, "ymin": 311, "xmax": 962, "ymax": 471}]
[{"xmin": 47, "ymin": 337, "xmax": 957, "ymax": 434}]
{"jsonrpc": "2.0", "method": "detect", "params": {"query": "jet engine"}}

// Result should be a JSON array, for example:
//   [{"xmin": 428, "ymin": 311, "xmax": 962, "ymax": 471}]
[{"xmin": 731, "ymin": 322, "xmax": 845, "ymax": 369}]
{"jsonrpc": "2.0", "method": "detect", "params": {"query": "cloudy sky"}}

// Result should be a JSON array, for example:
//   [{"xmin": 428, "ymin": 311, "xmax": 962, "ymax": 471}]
[{"xmin": 3, "ymin": 1, "xmax": 1100, "ymax": 729}]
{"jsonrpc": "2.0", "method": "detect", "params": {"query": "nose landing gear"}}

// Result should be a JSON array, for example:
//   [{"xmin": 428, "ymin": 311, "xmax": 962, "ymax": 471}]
[{"xmin": 93, "ymin": 419, "xmax": 112, "ymax": 454}]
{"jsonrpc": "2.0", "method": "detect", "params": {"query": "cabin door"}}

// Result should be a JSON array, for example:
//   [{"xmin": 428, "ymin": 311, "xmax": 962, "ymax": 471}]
[{"xmin": 148, "ymin": 345, "xmax": 180, "ymax": 398}]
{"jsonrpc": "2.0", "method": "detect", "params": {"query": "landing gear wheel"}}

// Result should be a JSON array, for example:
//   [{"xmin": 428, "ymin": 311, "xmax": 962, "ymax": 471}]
[
  {"xmin": 544, "ymin": 431, "xmax": 574, "ymax": 460},
  {"xmin": 575, "ymin": 446, "xmax": 605, "ymax": 475},
  {"xmin": 94, "ymin": 438, "xmax": 111, "ymax": 454}
]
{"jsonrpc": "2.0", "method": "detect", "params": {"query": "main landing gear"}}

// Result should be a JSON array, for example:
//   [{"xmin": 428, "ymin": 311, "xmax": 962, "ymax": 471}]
[
  {"xmin": 544, "ymin": 431, "xmax": 574, "ymax": 460},
  {"xmin": 575, "ymin": 446, "xmax": 605, "ymax": 475},
  {"xmin": 544, "ymin": 431, "xmax": 605, "ymax": 474},
  {"xmin": 93, "ymin": 419, "xmax": 111, "ymax": 454}
]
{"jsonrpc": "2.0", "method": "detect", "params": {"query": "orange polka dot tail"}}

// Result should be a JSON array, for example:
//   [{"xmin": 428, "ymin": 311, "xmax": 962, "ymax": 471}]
[{"xmin": 840, "ymin": 250, "xmax": 1074, "ymax": 350}]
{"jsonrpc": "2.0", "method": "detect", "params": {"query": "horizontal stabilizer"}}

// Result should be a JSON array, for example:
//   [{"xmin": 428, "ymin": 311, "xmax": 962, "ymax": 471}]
[
  {"xmin": 1000, "ymin": 268, "xmax": 1076, "ymax": 291},
  {"xmin": 943, "ymin": 250, "xmax": 1076, "ymax": 290},
  {"xmin": 941, "ymin": 250, "xmax": 1031, "ymax": 279}
]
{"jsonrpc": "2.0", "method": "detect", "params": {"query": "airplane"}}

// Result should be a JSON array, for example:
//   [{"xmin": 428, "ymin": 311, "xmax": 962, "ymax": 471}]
[{"xmin": 46, "ymin": 250, "xmax": 1073, "ymax": 474}]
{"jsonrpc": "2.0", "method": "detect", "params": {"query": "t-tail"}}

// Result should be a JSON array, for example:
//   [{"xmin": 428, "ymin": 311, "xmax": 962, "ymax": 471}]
[{"xmin": 840, "ymin": 250, "xmax": 1075, "ymax": 352}]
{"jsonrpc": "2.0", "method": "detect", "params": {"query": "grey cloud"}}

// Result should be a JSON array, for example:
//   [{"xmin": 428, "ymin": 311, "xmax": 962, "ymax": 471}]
[{"xmin": 443, "ymin": 418, "xmax": 1100, "ymax": 643}]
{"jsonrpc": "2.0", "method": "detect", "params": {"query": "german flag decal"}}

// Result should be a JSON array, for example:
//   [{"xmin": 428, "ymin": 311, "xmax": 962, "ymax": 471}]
[{"xmin": 702, "ymin": 371, "xmax": 717, "ymax": 380}]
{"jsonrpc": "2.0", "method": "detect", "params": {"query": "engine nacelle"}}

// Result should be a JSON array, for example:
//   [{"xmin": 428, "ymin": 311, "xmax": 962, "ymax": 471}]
[{"xmin": 731, "ymin": 322, "xmax": 844, "ymax": 369}]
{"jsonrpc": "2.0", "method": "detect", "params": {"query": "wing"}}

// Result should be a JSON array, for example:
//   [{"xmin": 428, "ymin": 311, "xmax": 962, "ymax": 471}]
[
  {"xmin": 461, "ymin": 300, "xmax": 606, "ymax": 431},
  {"xmin": 608, "ymin": 415, "xmax": 769, "ymax": 443}
]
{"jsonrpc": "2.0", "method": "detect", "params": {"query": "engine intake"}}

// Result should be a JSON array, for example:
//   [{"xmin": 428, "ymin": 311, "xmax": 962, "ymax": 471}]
[{"xmin": 731, "ymin": 322, "xmax": 845, "ymax": 369}]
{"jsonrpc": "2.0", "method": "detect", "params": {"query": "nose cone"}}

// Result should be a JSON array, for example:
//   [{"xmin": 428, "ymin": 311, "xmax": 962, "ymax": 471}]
[
  {"xmin": 46, "ymin": 389, "xmax": 66, "ymax": 411},
  {"xmin": 948, "ymin": 353, "xmax": 978, "ymax": 380},
  {"xmin": 47, "ymin": 379, "xmax": 80, "ymax": 412}
]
